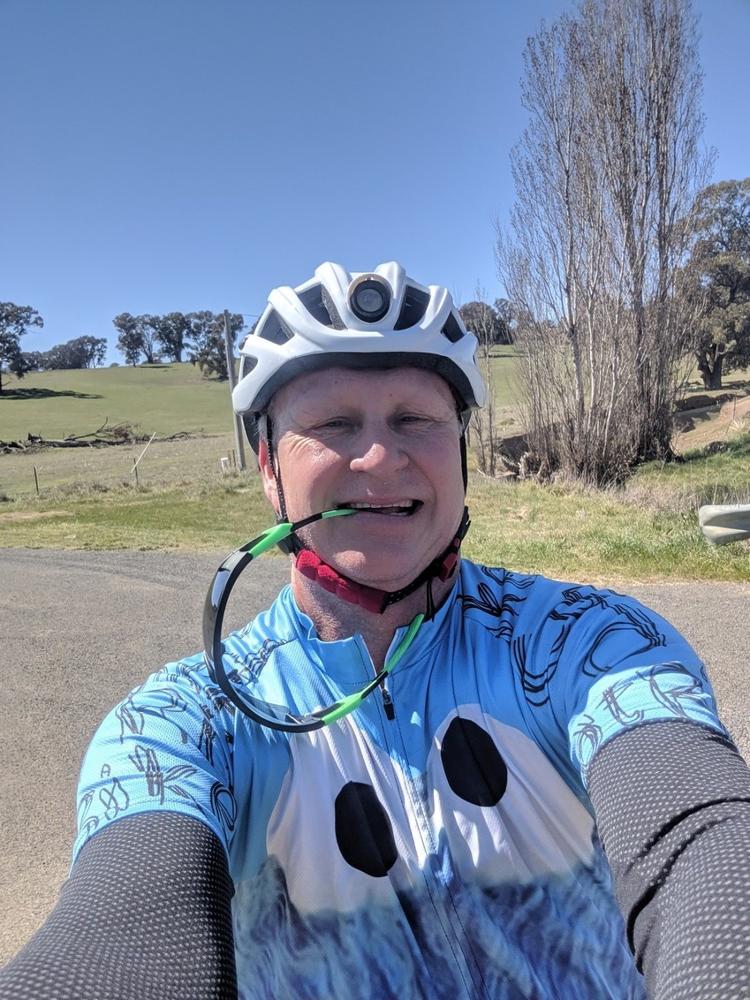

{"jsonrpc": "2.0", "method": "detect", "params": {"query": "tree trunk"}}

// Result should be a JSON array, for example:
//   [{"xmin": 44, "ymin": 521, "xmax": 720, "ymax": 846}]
[
  {"xmin": 697, "ymin": 351, "xmax": 723, "ymax": 390},
  {"xmin": 707, "ymin": 356, "xmax": 723, "ymax": 389}
]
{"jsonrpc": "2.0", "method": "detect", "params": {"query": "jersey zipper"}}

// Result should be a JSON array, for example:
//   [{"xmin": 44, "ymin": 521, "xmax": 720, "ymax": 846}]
[
  {"xmin": 381, "ymin": 672, "xmax": 487, "ymax": 997},
  {"xmin": 380, "ymin": 684, "xmax": 395, "ymax": 719}
]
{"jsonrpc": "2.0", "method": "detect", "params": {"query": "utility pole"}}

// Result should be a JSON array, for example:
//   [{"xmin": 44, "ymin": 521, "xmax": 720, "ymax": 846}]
[{"xmin": 223, "ymin": 309, "xmax": 247, "ymax": 471}]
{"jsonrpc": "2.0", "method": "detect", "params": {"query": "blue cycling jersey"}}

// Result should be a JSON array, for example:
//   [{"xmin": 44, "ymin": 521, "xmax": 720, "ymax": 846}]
[{"xmin": 75, "ymin": 560, "xmax": 724, "ymax": 999}]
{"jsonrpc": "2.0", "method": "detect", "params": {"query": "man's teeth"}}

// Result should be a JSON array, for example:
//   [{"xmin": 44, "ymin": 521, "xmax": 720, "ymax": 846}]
[
  {"xmin": 349, "ymin": 502, "xmax": 410, "ymax": 508},
  {"xmin": 344, "ymin": 501, "xmax": 418, "ymax": 515}
]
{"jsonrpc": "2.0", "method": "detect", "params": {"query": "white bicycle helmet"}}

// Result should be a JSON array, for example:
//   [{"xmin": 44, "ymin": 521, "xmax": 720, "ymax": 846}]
[{"xmin": 233, "ymin": 261, "xmax": 486, "ymax": 449}]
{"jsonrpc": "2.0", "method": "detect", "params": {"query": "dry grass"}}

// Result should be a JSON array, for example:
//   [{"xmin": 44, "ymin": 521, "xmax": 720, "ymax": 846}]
[{"xmin": 0, "ymin": 433, "xmax": 238, "ymax": 499}]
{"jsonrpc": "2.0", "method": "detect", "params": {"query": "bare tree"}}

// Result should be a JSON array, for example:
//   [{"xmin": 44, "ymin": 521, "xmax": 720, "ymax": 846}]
[
  {"xmin": 498, "ymin": 0, "xmax": 711, "ymax": 484},
  {"xmin": 461, "ymin": 288, "xmax": 500, "ymax": 476}
]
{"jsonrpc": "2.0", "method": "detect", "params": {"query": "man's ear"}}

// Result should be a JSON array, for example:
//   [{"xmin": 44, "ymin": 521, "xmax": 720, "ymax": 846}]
[{"xmin": 257, "ymin": 436, "xmax": 280, "ymax": 516}]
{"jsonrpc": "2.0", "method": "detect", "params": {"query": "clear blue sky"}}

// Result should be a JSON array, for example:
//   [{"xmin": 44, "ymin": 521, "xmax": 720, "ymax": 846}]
[{"xmin": 1, "ymin": 0, "xmax": 748, "ymax": 363}]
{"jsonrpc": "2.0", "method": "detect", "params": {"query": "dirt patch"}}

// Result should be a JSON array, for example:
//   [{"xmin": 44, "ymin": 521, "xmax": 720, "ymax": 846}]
[
  {"xmin": 675, "ymin": 391, "xmax": 739, "ymax": 412},
  {"xmin": 0, "ymin": 510, "xmax": 69, "ymax": 522},
  {"xmin": 674, "ymin": 393, "xmax": 750, "ymax": 452}
]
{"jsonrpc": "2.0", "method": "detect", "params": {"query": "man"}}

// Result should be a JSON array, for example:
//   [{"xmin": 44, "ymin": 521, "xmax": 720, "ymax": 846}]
[{"xmin": 2, "ymin": 261, "xmax": 749, "ymax": 999}]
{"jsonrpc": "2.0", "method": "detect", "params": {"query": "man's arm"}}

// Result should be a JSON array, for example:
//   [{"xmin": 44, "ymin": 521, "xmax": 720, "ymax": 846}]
[
  {"xmin": 588, "ymin": 719, "xmax": 750, "ymax": 1000},
  {"xmin": 0, "ymin": 811, "xmax": 237, "ymax": 999}
]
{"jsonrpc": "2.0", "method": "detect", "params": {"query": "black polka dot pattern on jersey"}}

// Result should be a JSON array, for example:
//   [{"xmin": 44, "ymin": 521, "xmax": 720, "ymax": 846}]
[
  {"xmin": 440, "ymin": 716, "xmax": 508, "ymax": 807},
  {"xmin": 334, "ymin": 781, "xmax": 399, "ymax": 877}
]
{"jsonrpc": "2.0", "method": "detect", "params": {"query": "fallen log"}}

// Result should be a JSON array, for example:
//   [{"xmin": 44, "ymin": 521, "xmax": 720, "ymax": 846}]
[{"xmin": 0, "ymin": 423, "xmax": 193, "ymax": 454}]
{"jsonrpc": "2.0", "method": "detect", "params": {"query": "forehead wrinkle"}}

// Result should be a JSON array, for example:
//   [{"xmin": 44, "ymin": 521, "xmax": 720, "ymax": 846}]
[{"xmin": 269, "ymin": 366, "xmax": 459, "ymax": 434}]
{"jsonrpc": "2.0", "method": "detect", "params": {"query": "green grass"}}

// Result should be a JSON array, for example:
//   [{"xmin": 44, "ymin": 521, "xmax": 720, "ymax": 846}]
[
  {"xmin": 465, "ymin": 477, "xmax": 748, "ymax": 583},
  {"xmin": 0, "ymin": 432, "xmax": 238, "ymax": 497},
  {"xmin": 0, "ymin": 363, "xmax": 238, "ymax": 440},
  {"xmin": 1, "ymin": 357, "xmax": 748, "ymax": 582},
  {"xmin": 0, "ymin": 476, "xmax": 269, "ymax": 551},
  {"xmin": 1, "ymin": 460, "xmax": 747, "ymax": 581},
  {"xmin": 0, "ymin": 354, "xmax": 526, "ymax": 441},
  {"xmin": 483, "ymin": 347, "xmax": 524, "ymax": 422},
  {"xmin": 626, "ymin": 434, "xmax": 750, "ymax": 510}
]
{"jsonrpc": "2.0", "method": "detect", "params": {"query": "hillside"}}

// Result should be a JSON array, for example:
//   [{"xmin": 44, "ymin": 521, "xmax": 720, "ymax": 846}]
[
  {"xmin": 1, "ymin": 358, "xmax": 748, "ymax": 465},
  {"xmin": 0, "ymin": 363, "xmax": 238, "ymax": 440}
]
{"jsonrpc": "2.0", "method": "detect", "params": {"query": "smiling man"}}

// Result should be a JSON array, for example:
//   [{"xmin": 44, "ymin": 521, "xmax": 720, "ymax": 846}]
[
  {"xmin": 259, "ymin": 364, "xmax": 466, "ymax": 665},
  {"xmin": 2, "ymin": 262, "xmax": 749, "ymax": 1000}
]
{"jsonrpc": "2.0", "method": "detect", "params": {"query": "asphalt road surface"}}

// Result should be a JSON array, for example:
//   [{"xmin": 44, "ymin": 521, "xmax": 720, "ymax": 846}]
[{"xmin": 1, "ymin": 548, "xmax": 748, "ymax": 965}]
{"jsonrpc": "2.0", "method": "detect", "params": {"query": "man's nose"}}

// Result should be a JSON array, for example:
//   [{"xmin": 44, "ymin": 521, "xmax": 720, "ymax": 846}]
[{"xmin": 349, "ymin": 429, "xmax": 408, "ymax": 474}]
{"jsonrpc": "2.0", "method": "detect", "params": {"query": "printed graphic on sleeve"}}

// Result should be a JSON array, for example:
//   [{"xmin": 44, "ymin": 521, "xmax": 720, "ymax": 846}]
[
  {"xmin": 74, "ymin": 657, "xmax": 237, "ymax": 860},
  {"xmin": 570, "ymin": 661, "xmax": 727, "ymax": 778},
  {"xmin": 523, "ymin": 589, "xmax": 669, "ymax": 707}
]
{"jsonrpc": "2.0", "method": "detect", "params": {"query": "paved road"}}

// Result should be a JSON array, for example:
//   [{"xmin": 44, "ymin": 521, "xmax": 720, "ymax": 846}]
[{"xmin": 1, "ymin": 548, "xmax": 747, "ymax": 964}]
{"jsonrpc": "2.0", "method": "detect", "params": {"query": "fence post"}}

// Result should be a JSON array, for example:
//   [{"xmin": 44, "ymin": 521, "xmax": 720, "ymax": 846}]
[
  {"xmin": 224, "ymin": 310, "xmax": 247, "ymax": 471},
  {"xmin": 131, "ymin": 432, "xmax": 156, "ymax": 487}
]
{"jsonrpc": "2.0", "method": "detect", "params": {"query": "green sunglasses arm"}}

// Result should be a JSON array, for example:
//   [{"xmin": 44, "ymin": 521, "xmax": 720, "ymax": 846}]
[
  {"xmin": 243, "ymin": 508, "xmax": 357, "ymax": 559},
  {"xmin": 320, "ymin": 612, "xmax": 424, "ymax": 726}
]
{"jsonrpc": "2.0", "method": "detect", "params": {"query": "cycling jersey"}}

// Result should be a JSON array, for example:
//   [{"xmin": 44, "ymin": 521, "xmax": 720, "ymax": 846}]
[{"xmin": 74, "ymin": 560, "xmax": 725, "ymax": 999}]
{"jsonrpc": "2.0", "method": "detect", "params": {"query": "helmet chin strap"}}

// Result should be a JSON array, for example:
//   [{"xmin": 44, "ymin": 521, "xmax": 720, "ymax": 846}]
[
  {"xmin": 295, "ymin": 507, "xmax": 470, "ymax": 616},
  {"xmin": 265, "ymin": 418, "xmax": 470, "ymax": 618}
]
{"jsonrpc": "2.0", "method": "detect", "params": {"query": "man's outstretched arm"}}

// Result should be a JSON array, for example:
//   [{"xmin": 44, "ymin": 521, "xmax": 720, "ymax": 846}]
[
  {"xmin": 588, "ymin": 719, "xmax": 750, "ymax": 1000},
  {"xmin": 0, "ymin": 811, "xmax": 237, "ymax": 999}
]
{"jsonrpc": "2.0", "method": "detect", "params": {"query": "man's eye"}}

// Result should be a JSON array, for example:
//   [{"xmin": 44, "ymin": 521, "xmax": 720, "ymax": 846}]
[{"xmin": 317, "ymin": 418, "xmax": 351, "ymax": 430}]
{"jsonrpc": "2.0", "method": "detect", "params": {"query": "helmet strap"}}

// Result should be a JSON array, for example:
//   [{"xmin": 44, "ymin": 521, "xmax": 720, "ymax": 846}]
[
  {"xmin": 265, "ymin": 417, "xmax": 303, "ymax": 556},
  {"xmin": 295, "ymin": 507, "xmax": 470, "ymax": 618}
]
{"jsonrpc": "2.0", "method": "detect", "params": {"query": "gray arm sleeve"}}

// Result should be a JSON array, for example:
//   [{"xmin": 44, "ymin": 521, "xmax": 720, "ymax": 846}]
[
  {"xmin": 0, "ymin": 811, "xmax": 237, "ymax": 999},
  {"xmin": 588, "ymin": 719, "xmax": 750, "ymax": 1000}
]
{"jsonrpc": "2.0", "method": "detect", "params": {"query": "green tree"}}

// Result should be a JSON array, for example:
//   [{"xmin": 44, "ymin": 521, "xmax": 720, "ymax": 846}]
[
  {"xmin": 19, "ymin": 350, "xmax": 46, "ymax": 372},
  {"xmin": 150, "ymin": 312, "xmax": 191, "ymax": 363},
  {"xmin": 0, "ymin": 303, "xmax": 44, "ymax": 393},
  {"xmin": 187, "ymin": 311, "xmax": 245, "ymax": 380},
  {"xmin": 458, "ymin": 300, "xmax": 511, "ymax": 345},
  {"xmin": 113, "ymin": 313, "xmax": 147, "ymax": 366},
  {"xmin": 42, "ymin": 336, "xmax": 107, "ymax": 369},
  {"xmin": 688, "ymin": 178, "xmax": 750, "ymax": 389}
]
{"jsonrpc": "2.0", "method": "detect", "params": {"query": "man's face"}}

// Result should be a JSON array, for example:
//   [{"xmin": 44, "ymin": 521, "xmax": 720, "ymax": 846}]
[{"xmin": 259, "ymin": 366, "xmax": 465, "ymax": 592}]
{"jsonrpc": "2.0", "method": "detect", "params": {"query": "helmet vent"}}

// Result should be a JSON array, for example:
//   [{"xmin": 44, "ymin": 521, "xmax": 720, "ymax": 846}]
[
  {"xmin": 394, "ymin": 285, "xmax": 430, "ymax": 330},
  {"xmin": 298, "ymin": 284, "xmax": 345, "ymax": 329},
  {"xmin": 239, "ymin": 355, "xmax": 258, "ymax": 378},
  {"xmin": 258, "ymin": 309, "xmax": 294, "ymax": 345},
  {"xmin": 440, "ymin": 311, "xmax": 465, "ymax": 344}
]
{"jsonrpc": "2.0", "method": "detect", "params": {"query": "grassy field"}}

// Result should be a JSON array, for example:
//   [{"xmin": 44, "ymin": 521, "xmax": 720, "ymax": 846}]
[
  {"xmin": 0, "ymin": 363, "xmax": 237, "ymax": 440},
  {"xmin": 1, "ymin": 354, "xmax": 743, "ymax": 445},
  {"xmin": 0, "ymin": 432, "xmax": 238, "ymax": 497},
  {"xmin": 1, "ymin": 352, "xmax": 525, "ymax": 443},
  {"xmin": 0, "ymin": 356, "xmax": 525, "ymax": 498},
  {"xmin": 1, "ymin": 360, "xmax": 748, "ymax": 582}
]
